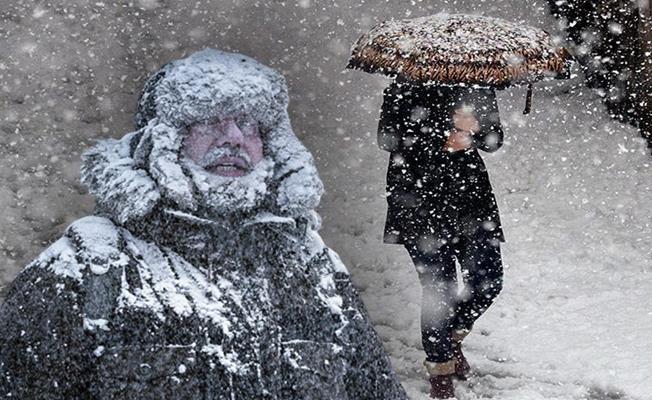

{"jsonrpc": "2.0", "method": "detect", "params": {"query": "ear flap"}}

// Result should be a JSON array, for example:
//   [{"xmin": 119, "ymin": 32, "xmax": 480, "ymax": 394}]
[
  {"xmin": 81, "ymin": 130, "xmax": 161, "ymax": 224},
  {"xmin": 268, "ymin": 114, "xmax": 324, "ymax": 217},
  {"xmin": 81, "ymin": 116, "xmax": 201, "ymax": 225},
  {"xmin": 270, "ymin": 73, "xmax": 290, "ymax": 115},
  {"xmin": 140, "ymin": 120, "xmax": 198, "ymax": 212}
]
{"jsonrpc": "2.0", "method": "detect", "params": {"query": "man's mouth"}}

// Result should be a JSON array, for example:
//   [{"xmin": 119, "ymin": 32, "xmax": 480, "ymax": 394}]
[{"xmin": 206, "ymin": 156, "xmax": 251, "ymax": 176}]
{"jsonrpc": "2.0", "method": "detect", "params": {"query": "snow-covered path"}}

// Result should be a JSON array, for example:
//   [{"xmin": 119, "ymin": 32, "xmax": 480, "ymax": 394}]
[
  {"xmin": 453, "ymin": 84, "xmax": 652, "ymax": 400},
  {"xmin": 322, "ymin": 80, "xmax": 651, "ymax": 399}
]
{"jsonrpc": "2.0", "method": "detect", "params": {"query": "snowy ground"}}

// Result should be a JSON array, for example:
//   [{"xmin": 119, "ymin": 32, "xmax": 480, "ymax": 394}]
[{"xmin": 321, "ymin": 80, "xmax": 652, "ymax": 399}]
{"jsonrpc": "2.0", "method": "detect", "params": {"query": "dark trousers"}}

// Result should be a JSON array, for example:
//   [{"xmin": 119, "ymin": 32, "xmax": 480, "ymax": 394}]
[{"xmin": 405, "ymin": 236, "xmax": 503, "ymax": 363}]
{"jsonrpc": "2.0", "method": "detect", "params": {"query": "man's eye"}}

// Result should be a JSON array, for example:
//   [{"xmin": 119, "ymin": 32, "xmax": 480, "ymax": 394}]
[
  {"xmin": 238, "ymin": 119, "xmax": 259, "ymax": 134},
  {"xmin": 188, "ymin": 124, "xmax": 211, "ymax": 135}
]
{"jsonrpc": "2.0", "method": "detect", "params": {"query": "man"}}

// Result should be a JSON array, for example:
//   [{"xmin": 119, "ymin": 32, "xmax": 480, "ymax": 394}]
[
  {"xmin": 377, "ymin": 80, "xmax": 505, "ymax": 398},
  {"xmin": 0, "ymin": 49, "xmax": 407, "ymax": 400}
]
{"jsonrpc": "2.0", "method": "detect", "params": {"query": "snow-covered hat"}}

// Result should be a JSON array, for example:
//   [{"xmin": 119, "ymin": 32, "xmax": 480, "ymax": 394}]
[
  {"xmin": 82, "ymin": 49, "xmax": 323, "ymax": 225},
  {"xmin": 134, "ymin": 49, "xmax": 289, "ymax": 131}
]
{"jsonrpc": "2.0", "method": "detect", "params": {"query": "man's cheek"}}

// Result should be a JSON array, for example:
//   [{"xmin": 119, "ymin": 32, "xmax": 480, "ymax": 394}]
[
  {"xmin": 252, "ymin": 148, "xmax": 264, "ymax": 164},
  {"xmin": 246, "ymin": 138, "xmax": 264, "ymax": 165},
  {"xmin": 184, "ymin": 135, "xmax": 212, "ymax": 161}
]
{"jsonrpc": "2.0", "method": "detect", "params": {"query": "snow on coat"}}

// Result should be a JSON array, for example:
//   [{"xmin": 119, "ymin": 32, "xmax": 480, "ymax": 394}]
[
  {"xmin": 378, "ymin": 81, "xmax": 505, "ymax": 247},
  {"xmin": 0, "ymin": 49, "xmax": 407, "ymax": 400}
]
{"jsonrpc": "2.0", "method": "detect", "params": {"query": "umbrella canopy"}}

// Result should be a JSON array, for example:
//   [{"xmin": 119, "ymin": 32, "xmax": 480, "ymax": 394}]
[{"xmin": 347, "ymin": 13, "xmax": 571, "ymax": 89}]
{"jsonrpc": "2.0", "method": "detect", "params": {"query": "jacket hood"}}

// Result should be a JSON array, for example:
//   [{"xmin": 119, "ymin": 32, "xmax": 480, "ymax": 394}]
[{"xmin": 81, "ymin": 49, "xmax": 324, "ymax": 226}]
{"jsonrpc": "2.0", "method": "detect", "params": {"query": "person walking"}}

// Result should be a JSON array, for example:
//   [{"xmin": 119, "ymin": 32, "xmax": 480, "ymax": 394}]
[
  {"xmin": 349, "ymin": 12, "xmax": 570, "ymax": 399},
  {"xmin": 377, "ymin": 79, "xmax": 505, "ymax": 398}
]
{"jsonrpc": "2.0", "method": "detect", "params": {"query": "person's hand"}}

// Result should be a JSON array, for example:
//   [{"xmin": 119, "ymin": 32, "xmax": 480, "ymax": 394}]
[
  {"xmin": 443, "ymin": 106, "xmax": 479, "ymax": 152},
  {"xmin": 452, "ymin": 106, "xmax": 480, "ymax": 133},
  {"xmin": 443, "ymin": 129, "xmax": 473, "ymax": 152}
]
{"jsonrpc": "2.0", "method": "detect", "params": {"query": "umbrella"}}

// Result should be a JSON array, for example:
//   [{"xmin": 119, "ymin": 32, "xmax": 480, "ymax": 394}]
[{"xmin": 347, "ymin": 13, "xmax": 572, "ymax": 113}]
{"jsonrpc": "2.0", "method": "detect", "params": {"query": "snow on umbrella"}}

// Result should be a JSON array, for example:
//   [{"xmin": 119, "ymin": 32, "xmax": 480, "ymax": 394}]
[{"xmin": 347, "ymin": 13, "xmax": 572, "ymax": 113}]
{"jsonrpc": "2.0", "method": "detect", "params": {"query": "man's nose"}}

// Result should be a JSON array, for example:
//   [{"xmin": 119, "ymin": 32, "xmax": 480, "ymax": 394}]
[{"xmin": 215, "ymin": 119, "xmax": 244, "ymax": 147}]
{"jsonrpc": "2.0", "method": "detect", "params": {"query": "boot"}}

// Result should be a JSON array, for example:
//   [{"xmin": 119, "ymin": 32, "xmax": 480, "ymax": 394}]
[
  {"xmin": 451, "ymin": 329, "xmax": 471, "ymax": 380},
  {"xmin": 424, "ymin": 360, "xmax": 456, "ymax": 399},
  {"xmin": 451, "ymin": 343, "xmax": 470, "ymax": 381},
  {"xmin": 428, "ymin": 375, "xmax": 455, "ymax": 399}
]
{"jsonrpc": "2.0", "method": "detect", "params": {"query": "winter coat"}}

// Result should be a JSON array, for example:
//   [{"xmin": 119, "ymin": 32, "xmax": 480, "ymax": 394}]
[
  {"xmin": 0, "ymin": 49, "xmax": 407, "ymax": 400},
  {"xmin": 378, "ymin": 81, "xmax": 505, "ymax": 247}
]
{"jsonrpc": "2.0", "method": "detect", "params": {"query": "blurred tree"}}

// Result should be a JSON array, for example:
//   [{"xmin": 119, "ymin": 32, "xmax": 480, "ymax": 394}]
[{"xmin": 547, "ymin": 0, "xmax": 652, "ymax": 153}]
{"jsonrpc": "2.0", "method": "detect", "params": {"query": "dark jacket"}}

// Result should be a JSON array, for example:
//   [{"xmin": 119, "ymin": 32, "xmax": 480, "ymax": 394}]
[
  {"xmin": 0, "ymin": 215, "xmax": 408, "ymax": 400},
  {"xmin": 378, "ymin": 81, "xmax": 505, "ymax": 247}
]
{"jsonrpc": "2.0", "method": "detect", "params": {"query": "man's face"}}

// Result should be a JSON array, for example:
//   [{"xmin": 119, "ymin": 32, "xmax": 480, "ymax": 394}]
[{"xmin": 183, "ymin": 116, "xmax": 264, "ymax": 177}]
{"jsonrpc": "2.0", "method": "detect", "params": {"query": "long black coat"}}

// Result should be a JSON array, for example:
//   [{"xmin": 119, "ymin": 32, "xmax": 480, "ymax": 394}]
[{"xmin": 377, "ymin": 81, "xmax": 505, "ymax": 247}]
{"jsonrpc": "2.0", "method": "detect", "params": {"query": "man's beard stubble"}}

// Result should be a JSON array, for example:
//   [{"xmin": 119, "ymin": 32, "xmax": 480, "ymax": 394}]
[
  {"xmin": 181, "ymin": 153, "xmax": 275, "ymax": 219},
  {"xmin": 196, "ymin": 146, "xmax": 253, "ymax": 173}
]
